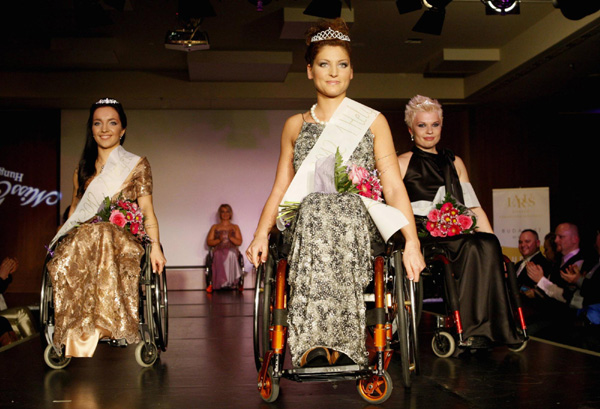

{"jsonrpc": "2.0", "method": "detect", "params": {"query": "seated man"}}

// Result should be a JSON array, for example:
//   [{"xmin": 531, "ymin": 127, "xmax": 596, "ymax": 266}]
[{"xmin": 0, "ymin": 257, "xmax": 19, "ymax": 346}]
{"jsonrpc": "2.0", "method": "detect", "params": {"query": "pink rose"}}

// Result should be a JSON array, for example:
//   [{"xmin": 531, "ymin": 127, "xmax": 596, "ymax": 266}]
[
  {"xmin": 431, "ymin": 228, "xmax": 444, "ymax": 237},
  {"xmin": 109, "ymin": 210, "xmax": 127, "ymax": 228},
  {"xmin": 428, "ymin": 209, "xmax": 441, "ymax": 222},
  {"xmin": 440, "ymin": 202, "xmax": 454, "ymax": 213},
  {"xmin": 348, "ymin": 165, "xmax": 369, "ymax": 185},
  {"xmin": 130, "ymin": 222, "xmax": 140, "ymax": 235},
  {"xmin": 458, "ymin": 215, "xmax": 473, "ymax": 230}
]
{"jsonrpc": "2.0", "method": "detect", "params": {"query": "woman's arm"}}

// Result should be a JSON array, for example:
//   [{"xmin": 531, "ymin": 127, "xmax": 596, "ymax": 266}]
[
  {"xmin": 206, "ymin": 224, "xmax": 220, "ymax": 247},
  {"xmin": 372, "ymin": 115, "xmax": 425, "ymax": 281},
  {"xmin": 454, "ymin": 156, "xmax": 494, "ymax": 233},
  {"xmin": 229, "ymin": 224, "xmax": 243, "ymax": 247},
  {"xmin": 246, "ymin": 114, "xmax": 301, "ymax": 267},
  {"xmin": 138, "ymin": 194, "xmax": 167, "ymax": 274}
]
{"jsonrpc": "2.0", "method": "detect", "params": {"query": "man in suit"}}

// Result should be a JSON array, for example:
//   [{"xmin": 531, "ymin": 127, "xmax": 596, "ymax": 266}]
[
  {"xmin": 515, "ymin": 229, "xmax": 552, "ymax": 293},
  {"xmin": 527, "ymin": 223, "xmax": 585, "ymax": 339}
]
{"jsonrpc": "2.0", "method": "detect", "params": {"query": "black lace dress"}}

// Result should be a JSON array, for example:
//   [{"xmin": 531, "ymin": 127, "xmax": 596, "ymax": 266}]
[
  {"xmin": 286, "ymin": 122, "xmax": 383, "ymax": 367},
  {"xmin": 404, "ymin": 147, "xmax": 521, "ymax": 346}
]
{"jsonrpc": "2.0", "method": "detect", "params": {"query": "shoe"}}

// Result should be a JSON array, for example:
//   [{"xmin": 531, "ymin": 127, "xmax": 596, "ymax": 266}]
[
  {"xmin": 330, "ymin": 350, "xmax": 354, "ymax": 366},
  {"xmin": 206, "ymin": 285, "xmax": 213, "ymax": 293},
  {"xmin": 300, "ymin": 347, "xmax": 330, "ymax": 367}
]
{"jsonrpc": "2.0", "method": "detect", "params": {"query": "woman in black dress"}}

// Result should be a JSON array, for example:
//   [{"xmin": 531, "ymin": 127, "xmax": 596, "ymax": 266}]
[{"xmin": 398, "ymin": 95, "xmax": 521, "ymax": 348}]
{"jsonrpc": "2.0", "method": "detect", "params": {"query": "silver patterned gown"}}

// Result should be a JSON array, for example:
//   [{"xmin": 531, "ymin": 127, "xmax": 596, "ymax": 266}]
[{"xmin": 287, "ymin": 122, "xmax": 383, "ymax": 367}]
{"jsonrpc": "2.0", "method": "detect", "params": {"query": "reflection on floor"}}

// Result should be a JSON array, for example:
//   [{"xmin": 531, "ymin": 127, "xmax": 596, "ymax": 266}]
[{"xmin": 1, "ymin": 290, "xmax": 599, "ymax": 409}]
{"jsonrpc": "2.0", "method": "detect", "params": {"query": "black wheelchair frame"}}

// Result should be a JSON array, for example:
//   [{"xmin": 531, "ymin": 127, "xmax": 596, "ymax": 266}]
[
  {"xmin": 40, "ymin": 243, "xmax": 168, "ymax": 369},
  {"xmin": 421, "ymin": 242, "xmax": 529, "ymax": 358},
  {"xmin": 252, "ymin": 231, "xmax": 421, "ymax": 404}
]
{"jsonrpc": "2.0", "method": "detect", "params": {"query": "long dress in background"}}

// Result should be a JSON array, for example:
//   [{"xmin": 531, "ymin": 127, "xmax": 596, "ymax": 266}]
[
  {"xmin": 211, "ymin": 228, "xmax": 243, "ymax": 289},
  {"xmin": 403, "ymin": 147, "xmax": 520, "ymax": 346},
  {"xmin": 287, "ymin": 122, "xmax": 383, "ymax": 367},
  {"xmin": 47, "ymin": 158, "xmax": 153, "ymax": 356}
]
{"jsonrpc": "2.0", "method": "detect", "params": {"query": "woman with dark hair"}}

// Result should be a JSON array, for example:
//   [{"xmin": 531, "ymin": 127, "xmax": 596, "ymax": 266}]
[
  {"xmin": 398, "ymin": 95, "xmax": 521, "ymax": 349},
  {"xmin": 47, "ymin": 98, "xmax": 166, "ymax": 358},
  {"xmin": 247, "ymin": 19, "xmax": 424, "ymax": 367},
  {"xmin": 206, "ymin": 204, "xmax": 243, "ymax": 292}
]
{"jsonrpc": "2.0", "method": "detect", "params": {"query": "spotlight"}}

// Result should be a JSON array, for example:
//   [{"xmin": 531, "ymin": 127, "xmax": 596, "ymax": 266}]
[
  {"xmin": 482, "ymin": 0, "xmax": 520, "ymax": 15},
  {"xmin": 396, "ymin": 0, "xmax": 423, "ymax": 15},
  {"xmin": 303, "ymin": 0, "xmax": 342, "ymax": 18},
  {"xmin": 553, "ymin": 0, "xmax": 600, "ymax": 20},
  {"xmin": 410, "ymin": 0, "xmax": 452, "ymax": 36}
]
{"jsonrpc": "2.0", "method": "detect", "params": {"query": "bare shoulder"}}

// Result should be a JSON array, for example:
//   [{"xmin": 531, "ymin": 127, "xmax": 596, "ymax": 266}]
[
  {"xmin": 282, "ymin": 113, "xmax": 305, "ymax": 142},
  {"xmin": 453, "ymin": 155, "xmax": 469, "ymax": 180},
  {"xmin": 371, "ymin": 113, "xmax": 390, "ymax": 133}
]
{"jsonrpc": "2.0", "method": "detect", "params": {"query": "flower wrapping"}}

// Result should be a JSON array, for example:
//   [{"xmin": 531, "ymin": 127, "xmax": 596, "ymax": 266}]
[{"xmin": 421, "ymin": 192, "xmax": 477, "ymax": 238}]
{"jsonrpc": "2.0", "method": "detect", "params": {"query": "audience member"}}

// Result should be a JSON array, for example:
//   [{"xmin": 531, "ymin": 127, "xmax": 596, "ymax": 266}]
[
  {"xmin": 543, "ymin": 232, "xmax": 558, "ymax": 265},
  {"xmin": 516, "ymin": 229, "xmax": 553, "ymax": 292},
  {"xmin": 0, "ymin": 257, "xmax": 36, "ymax": 347}
]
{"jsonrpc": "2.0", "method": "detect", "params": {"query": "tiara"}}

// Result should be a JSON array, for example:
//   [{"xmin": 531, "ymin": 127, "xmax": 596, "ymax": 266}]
[
  {"xmin": 415, "ymin": 100, "xmax": 435, "ymax": 108},
  {"xmin": 95, "ymin": 98, "xmax": 119, "ymax": 105},
  {"xmin": 310, "ymin": 28, "xmax": 351, "ymax": 43}
]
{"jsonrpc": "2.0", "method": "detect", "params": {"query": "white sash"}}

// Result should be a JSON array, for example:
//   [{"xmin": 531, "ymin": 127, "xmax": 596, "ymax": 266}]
[
  {"xmin": 51, "ymin": 146, "xmax": 141, "ymax": 246},
  {"xmin": 277, "ymin": 98, "xmax": 409, "ymax": 241}
]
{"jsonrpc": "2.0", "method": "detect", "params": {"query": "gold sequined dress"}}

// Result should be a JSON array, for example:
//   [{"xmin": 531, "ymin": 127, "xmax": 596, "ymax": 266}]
[{"xmin": 47, "ymin": 157, "xmax": 152, "ymax": 357}]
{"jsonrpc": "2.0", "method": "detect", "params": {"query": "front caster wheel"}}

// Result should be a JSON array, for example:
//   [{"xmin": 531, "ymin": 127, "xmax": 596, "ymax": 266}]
[
  {"xmin": 258, "ymin": 367, "xmax": 280, "ymax": 403},
  {"xmin": 44, "ymin": 344, "xmax": 71, "ymax": 369},
  {"xmin": 357, "ymin": 371, "xmax": 393, "ymax": 404},
  {"xmin": 432, "ymin": 331, "xmax": 456, "ymax": 358},
  {"xmin": 135, "ymin": 342, "xmax": 158, "ymax": 367}
]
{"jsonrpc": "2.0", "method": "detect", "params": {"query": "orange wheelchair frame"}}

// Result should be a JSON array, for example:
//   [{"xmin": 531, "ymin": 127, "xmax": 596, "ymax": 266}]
[{"xmin": 253, "ymin": 232, "xmax": 420, "ymax": 404}]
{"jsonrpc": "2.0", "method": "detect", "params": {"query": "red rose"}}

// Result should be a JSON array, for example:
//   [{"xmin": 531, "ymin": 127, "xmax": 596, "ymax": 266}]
[{"xmin": 109, "ymin": 210, "xmax": 127, "ymax": 228}]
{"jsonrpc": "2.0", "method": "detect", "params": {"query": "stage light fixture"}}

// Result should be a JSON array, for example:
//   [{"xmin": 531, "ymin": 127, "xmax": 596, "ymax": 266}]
[
  {"xmin": 396, "ymin": 0, "xmax": 423, "ymax": 15},
  {"xmin": 482, "ymin": 0, "xmax": 520, "ymax": 15},
  {"xmin": 303, "ymin": 0, "xmax": 343, "ymax": 18},
  {"xmin": 553, "ymin": 0, "xmax": 600, "ymax": 20},
  {"xmin": 410, "ymin": 0, "xmax": 452, "ymax": 36}
]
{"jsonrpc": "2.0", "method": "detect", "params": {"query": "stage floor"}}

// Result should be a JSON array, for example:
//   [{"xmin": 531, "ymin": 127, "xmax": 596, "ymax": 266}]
[{"xmin": 1, "ymin": 289, "xmax": 599, "ymax": 409}]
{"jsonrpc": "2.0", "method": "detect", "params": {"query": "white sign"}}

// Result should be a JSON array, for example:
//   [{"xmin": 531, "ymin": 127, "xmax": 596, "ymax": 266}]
[{"xmin": 493, "ymin": 187, "xmax": 550, "ymax": 257}]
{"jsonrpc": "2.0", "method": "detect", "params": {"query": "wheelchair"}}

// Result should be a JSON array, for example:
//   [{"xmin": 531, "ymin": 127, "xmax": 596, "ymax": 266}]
[
  {"xmin": 420, "ymin": 241, "xmax": 528, "ymax": 358},
  {"xmin": 40, "ymin": 243, "xmax": 168, "ymax": 369},
  {"xmin": 253, "ymin": 230, "xmax": 420, "ymax": 404},
  {"xmin": 205, "ymin": 246, "xmax": 245, "ymax": 292}
]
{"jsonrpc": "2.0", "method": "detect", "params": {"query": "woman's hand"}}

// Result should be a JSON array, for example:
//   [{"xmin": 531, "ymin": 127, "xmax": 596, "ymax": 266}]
[
  {"xmin": 246, "ymin": 236, "xmax": 268, "ymax": 268},
  {"xmin": 150, "ymin": 244, "xmax": 167, "ymax": 274},
  {"xmin": 402, "ymin": 242, "xmax": 425, "ymax": 282}
]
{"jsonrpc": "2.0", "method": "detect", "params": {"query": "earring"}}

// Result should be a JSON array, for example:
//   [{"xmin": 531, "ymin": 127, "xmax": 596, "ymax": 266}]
[{"xmin": 410, "ymin": 134, "xmax": 414, "ymax": 141}]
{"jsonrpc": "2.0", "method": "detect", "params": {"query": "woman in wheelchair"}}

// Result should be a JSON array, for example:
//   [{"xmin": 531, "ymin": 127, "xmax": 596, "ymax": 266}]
[
  {"xmin": 46, "ymin": 98, "xmax": 166, "ymax": 358},
  {"xmin": 397, "ymin": 95, "xmax": 522, "ymax": 349},
  {"xmin": 247, "ymin": 18, "xmax": 425, "ymax": 370},
  {"xmin": 206, "ymin": 204, "xmax": 243, "ymax": 291}
]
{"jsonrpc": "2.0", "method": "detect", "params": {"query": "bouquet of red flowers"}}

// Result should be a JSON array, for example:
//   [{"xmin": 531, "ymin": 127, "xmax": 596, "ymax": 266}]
[
  {"xmin": 94, "ymin": 197, "xmax": 151, "ymax": 243},
  {"xmin": 422, "ymin": 193, "xmax": 477, "ymax": 238}
]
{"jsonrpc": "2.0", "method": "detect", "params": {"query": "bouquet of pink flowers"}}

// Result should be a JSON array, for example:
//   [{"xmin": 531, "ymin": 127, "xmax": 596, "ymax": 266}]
[
  {"xmin": 423, "ymin": 193, "xmax": 477, "ymax": 238},
  {"xmin": 334, "ymin": 148, "xmax": 383, "ymax": 202},
  {"xmin": 93, "ymin": 196, "xmax": 152, "ymax": 243},
  {"xmin": 278, "ymin": 148, "xmax": 383, "ymax": 227}
]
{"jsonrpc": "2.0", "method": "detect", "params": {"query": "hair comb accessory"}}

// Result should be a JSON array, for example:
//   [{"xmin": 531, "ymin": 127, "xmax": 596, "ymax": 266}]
[
  {"xmin": 95, "ymin": 98, "xmax": 120, "ymax": 105},
  {"xmin": 310, "ymin": 27, "xmax": 351, "ymax": 43}
]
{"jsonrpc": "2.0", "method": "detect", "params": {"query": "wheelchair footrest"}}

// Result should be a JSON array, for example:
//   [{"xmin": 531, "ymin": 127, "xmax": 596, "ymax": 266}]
[{"xmin": 284, "ymin": 364, "xmax": 372, "ymax": 383}]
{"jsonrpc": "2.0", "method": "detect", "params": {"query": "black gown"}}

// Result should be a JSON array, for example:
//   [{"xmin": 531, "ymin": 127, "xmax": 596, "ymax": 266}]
[{"xmin": 404, "ymin": 147, "xmax": 520, "ymax": 346}]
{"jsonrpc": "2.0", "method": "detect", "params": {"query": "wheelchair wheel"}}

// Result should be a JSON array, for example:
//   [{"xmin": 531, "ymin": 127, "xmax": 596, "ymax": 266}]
[
  {"xmin": 432, "ymin": 331, "xmax": 455, "ymax": 358},
  {"xmin": 39, "ymin": 265, "xmax": 53, "ymax": 344},
  {"xmin": 152, "ymin": 270, "xmax": 168, "ymax": 351},
  {"xmin": 253, "ymin": 255, "xmax": 274, "ymax": 372},
  {"xmin": 258, "ymin": 366, "xmax": 280, "ymax": 403},
  {"xmin": 357, "ymin": 370, "xmax": 393, "ymax": 404},
  {"xmin": 135, "ymin": 341, "xmax": 159, "ymax": 367},
  {"xmin": 508, "ymin": 339, "xmax": 528, "ymax": 353},
  {"xmin": 44, "ymin": 344, "xmax": 71, "ymax": 369},
  {"xmin": 392, "ymin": 251, "xmax": 419, "ymax": 388}
]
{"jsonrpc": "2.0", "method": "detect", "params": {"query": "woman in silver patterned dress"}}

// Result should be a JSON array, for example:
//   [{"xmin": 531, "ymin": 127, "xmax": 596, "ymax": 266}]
[{"xmin": 246, "ymin": 19, "xmax": 424, "ymax": 368}]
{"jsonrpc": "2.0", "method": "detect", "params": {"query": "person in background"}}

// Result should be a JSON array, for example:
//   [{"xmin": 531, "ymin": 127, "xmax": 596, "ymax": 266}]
[{"xmin": 206, "ymin": 204, "xmax": 244, "ymax": 292}]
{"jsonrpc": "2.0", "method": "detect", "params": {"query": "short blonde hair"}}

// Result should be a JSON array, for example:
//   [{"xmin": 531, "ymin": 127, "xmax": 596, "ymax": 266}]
[{"xmin": 404, "ymin": 95, "xmax": 443, "ymax": 128}]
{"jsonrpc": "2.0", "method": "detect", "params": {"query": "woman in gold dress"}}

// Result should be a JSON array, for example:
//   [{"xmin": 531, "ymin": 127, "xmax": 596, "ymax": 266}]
[{"xmin": 47, "ymin": 98, "xmax": 166, "ymax": 358}]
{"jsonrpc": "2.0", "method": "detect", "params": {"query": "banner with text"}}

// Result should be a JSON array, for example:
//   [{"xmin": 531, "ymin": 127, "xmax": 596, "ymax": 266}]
[{"xmin": 493, "ymin": 187, "xmax": 550, "ymax": 262}]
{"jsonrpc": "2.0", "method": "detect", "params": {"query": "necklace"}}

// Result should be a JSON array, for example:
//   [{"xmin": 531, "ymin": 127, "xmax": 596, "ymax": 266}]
[{"xmin": 310, "ymin": 103, "xmax": 328, "ymax": 125}]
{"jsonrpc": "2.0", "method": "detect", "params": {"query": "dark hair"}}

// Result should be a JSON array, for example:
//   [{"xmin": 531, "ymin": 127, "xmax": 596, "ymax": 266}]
[
  {"xmin": 304, "ymin": 18, "xmax": 352, "ymax": 66},
  {"xmin": 544, "ymin": 232, "xmax": 558, "ymax": 252},
  {"xmin": 520, "ymin": 229, "xmax": 539, "ymax": 241},
  {"xmin": 76, "ymin": 99, "xmax": 128, "ymax": 198}
]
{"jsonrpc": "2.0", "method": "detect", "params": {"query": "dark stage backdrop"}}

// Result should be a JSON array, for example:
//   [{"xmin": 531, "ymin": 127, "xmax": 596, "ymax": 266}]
[{"xmin": 0, "ymin": 109, "xmax": 60, "ymax": 295}]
